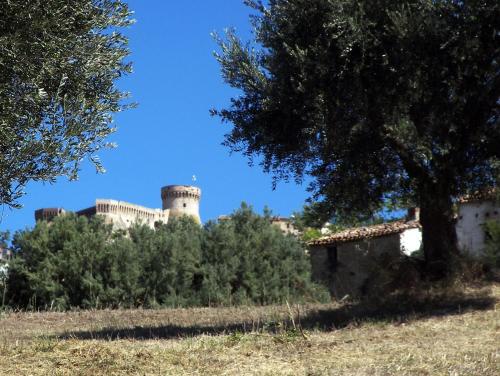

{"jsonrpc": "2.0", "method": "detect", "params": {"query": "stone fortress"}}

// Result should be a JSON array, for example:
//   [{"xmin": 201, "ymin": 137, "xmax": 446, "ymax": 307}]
[{"xmin": 35, "ymin": 185, "xmax": 201, "ymax": 230}]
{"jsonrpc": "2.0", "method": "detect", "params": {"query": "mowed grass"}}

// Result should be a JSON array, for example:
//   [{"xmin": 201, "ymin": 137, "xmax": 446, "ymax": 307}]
[{"xmin": 0, "ymin": 284, "xmax": 498, "ymax": 375}]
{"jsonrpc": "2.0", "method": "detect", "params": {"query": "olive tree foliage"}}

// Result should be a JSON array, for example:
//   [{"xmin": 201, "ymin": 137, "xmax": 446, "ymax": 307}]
[
  {"xmin": 0, "ymin": 0, "xmax": 133, "ymax": 209},
  {"xmin": 213, "ymin": 0, "xmax": 500, "ymax": 276}
]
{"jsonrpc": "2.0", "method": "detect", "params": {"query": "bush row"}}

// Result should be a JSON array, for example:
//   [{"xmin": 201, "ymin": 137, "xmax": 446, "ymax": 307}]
[{"xmin": 4, "ymin": 204, "xmax": 328, "ymax": 310}]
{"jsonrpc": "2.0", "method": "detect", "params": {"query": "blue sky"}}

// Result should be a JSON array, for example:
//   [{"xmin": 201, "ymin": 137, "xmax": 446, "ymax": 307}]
[{"xmin": 0, "ymin": 1, "xmax": 312, "ymax": 233}]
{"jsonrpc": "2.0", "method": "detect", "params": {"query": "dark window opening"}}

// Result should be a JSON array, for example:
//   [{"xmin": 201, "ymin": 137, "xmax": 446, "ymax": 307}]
[
  {"xmin": 183, "ymin": 203, "xmax": 187, "ymax": 208},
  {"xmin": 327, "ymin": 245, "xmax": 338, "ymax": 271}
]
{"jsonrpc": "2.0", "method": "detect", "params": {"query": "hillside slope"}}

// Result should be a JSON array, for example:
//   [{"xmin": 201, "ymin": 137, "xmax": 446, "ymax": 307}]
[{"xmin": 0, "ymin": 284, "xmax": 498, "ymax": 375}]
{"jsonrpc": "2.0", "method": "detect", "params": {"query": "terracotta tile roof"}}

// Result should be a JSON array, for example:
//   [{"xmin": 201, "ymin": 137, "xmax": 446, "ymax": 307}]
[
  {"xmin": 457, "ymin": 188, "xmax": 498, "ymax": 204},
  {"xmin": 308, "ymin": 220, "xmax": 421, "ymax": 246}
]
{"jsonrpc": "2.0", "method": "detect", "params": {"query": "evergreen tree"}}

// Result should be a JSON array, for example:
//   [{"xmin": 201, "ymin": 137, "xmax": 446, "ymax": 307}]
[
  {"xmin": 6, "ymin": 204, "xmax": 327, "ymax": 310},
  {"xmin": 201, "ymin": 204, "xmax": 328, "ymax": 305},
  {"xmin": 131, "ymin": 217, "xmax": 203, "ymax": 307},
  {"xmin": 6, "ymin": 214, "xmax": 141, "ymax": 310},
  {"xmin": 200, "ymin": 219, "xmax": 240, "ymax": 305},
  {"xmin": 88, "ymin": 235, "xmax": 144, "ymax": 309}
]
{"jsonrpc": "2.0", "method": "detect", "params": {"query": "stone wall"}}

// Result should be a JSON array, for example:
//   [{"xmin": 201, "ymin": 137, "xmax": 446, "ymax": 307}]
[
  {"xmin": 34, "ymin": 208, "xmax": 66, "ymax": 222},
  {"xmin": 97, "ymin": 199, "xmax": 169, "ymax": 230},
  {"xmin": 310, "ymin": 234, "xmax": 402, "ymax": 298},
  {"xmin": 77, "ymin": 199, "xmax": 169, "ymax": 230},
  {"xmin": 270, "ymin": 217, "xmax": 299, "ymax": 236}
]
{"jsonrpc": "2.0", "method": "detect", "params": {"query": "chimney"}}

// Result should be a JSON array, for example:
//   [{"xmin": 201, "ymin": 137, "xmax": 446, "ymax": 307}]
[{"xmin": 407, "ymin": 207, "xmax": 420, "ymax": 222}]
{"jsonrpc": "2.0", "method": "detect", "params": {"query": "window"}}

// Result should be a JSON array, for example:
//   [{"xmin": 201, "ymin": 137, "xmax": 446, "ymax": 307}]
[
  {"xmin": 327, "ymin": 245, "xmax": 338, "ymax": 271},
  {"xmin": 183, "ymin": 203, "xmax": 187, "ymax": 208}
]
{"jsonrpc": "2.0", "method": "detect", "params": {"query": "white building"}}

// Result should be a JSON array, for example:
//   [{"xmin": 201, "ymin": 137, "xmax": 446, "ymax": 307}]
[{"xmin": 456, "ymin": 190, "xmax": 499, "ymax": 257}]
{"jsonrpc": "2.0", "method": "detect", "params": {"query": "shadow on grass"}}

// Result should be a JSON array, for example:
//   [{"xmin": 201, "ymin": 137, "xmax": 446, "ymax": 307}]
[{"xmin": 57, "ymin": 289, "xmax": 496, "ymax": 341}]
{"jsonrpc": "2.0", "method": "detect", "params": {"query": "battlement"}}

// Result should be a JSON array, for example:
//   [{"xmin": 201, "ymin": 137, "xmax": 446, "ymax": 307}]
[
  {"xmin": 34, "ymin": 208, "xmax": 66, "ymax": 222},
  {"xmin": 82, "ymin": 199, "xmax": 168, "ymax": 230},
  {"xmin": 161, "ymin": 185, "xmax": 201, "ymax": 200},
  {"xmin": 92, "ymin": 199, "xmax": 167, "ymax": 220}
]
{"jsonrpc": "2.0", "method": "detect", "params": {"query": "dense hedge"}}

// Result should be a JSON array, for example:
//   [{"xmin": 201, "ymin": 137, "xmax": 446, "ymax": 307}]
[{"xmin": 5, "ymin": 204, "xmax": 328, "ymax": 310}]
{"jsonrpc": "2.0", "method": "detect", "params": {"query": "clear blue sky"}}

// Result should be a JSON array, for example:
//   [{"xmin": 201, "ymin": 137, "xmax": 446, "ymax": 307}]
[{"xmin": 0, "ymin": 1, "xmax": 312, "ymax": 234}]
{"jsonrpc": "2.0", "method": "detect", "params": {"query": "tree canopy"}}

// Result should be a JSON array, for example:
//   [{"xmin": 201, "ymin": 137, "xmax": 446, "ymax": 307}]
[
  {"xmin": 0, "ymin": 0, "xmax": 133, "ymax": 209},
  {"xmin": 213, "ymin": 0, "xmax": 500, "ymax": 275}
]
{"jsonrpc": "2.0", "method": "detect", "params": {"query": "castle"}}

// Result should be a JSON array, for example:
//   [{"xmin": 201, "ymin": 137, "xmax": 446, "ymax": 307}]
[{"xmin": 35, "ymin": 185, "xmax": 201, "ymax": 230}]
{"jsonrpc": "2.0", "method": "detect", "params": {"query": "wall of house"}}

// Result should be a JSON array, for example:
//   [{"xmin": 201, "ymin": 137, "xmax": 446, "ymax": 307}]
[
  {"xmin": 309, "ymin": 246, "xmax": 331, "ymax": 286},
  {"xmin": 310, "ymin": 234, "xmax": 402, "ymax": 299},
  {"xmin": 456, "ymin": 201, "xmax": 500, "ymax": 256},
  {"xmin": 399, "ymin": 228, "xmax": 422, "ymax": 256}
]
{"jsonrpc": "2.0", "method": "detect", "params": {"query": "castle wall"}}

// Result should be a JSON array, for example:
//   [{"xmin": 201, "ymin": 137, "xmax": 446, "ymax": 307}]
[
  {"xmin": 34, "ymin": 208, "xmax": 66, "ymax": 222},
  {"xmin": 270, "ymin": 217, "xmax": 299, "ymax": 236},
  {"xmin": 87, "ymin": 199, "xmax": 169, "ymax": 230},
  {"xmin": 35, "ymin": 184, "xmax": 202, "ymax": 230}
]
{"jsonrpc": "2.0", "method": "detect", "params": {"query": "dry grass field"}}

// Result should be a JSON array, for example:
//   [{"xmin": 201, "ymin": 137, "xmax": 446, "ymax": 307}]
[{"xmin": 0, "ymin": 284, "xmax": 498, "ymax": 375}]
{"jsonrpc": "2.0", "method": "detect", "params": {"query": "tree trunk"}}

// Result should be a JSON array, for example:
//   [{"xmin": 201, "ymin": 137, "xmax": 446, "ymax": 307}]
[{"xmin": 419, "ymin": 186, "xmax": 459, "ymax": 279}]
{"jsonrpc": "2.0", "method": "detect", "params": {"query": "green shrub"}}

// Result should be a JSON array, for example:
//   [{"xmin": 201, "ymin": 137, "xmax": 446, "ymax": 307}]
[
  {"xmin": 5, "ymin": 204, "xmax": 328, "ymax": 310},
  {"xmin": 484, "ymin": 220, "xmax": 500, "ymax": 269}
]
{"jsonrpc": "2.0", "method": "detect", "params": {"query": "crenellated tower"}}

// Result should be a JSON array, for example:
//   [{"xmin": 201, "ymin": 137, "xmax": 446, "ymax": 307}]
[{"xmin": 161, "ymin": 185, "xmax": 201, "ymax": 223}]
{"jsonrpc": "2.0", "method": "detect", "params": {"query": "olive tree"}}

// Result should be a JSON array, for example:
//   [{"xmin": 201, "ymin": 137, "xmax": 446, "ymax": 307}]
[
  {"xmin": 0, "ymin": 0, "xmax": 133, "ymax": 209},
  {"xmin": 214, "ymin": 0, "xmax": 500, "ymax": 276}
]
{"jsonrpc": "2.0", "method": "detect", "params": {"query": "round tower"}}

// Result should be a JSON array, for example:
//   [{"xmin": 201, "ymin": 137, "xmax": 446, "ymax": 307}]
[{"xmin": 161, "ymin": 185, "xmax": 201, "ymax": 223}]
